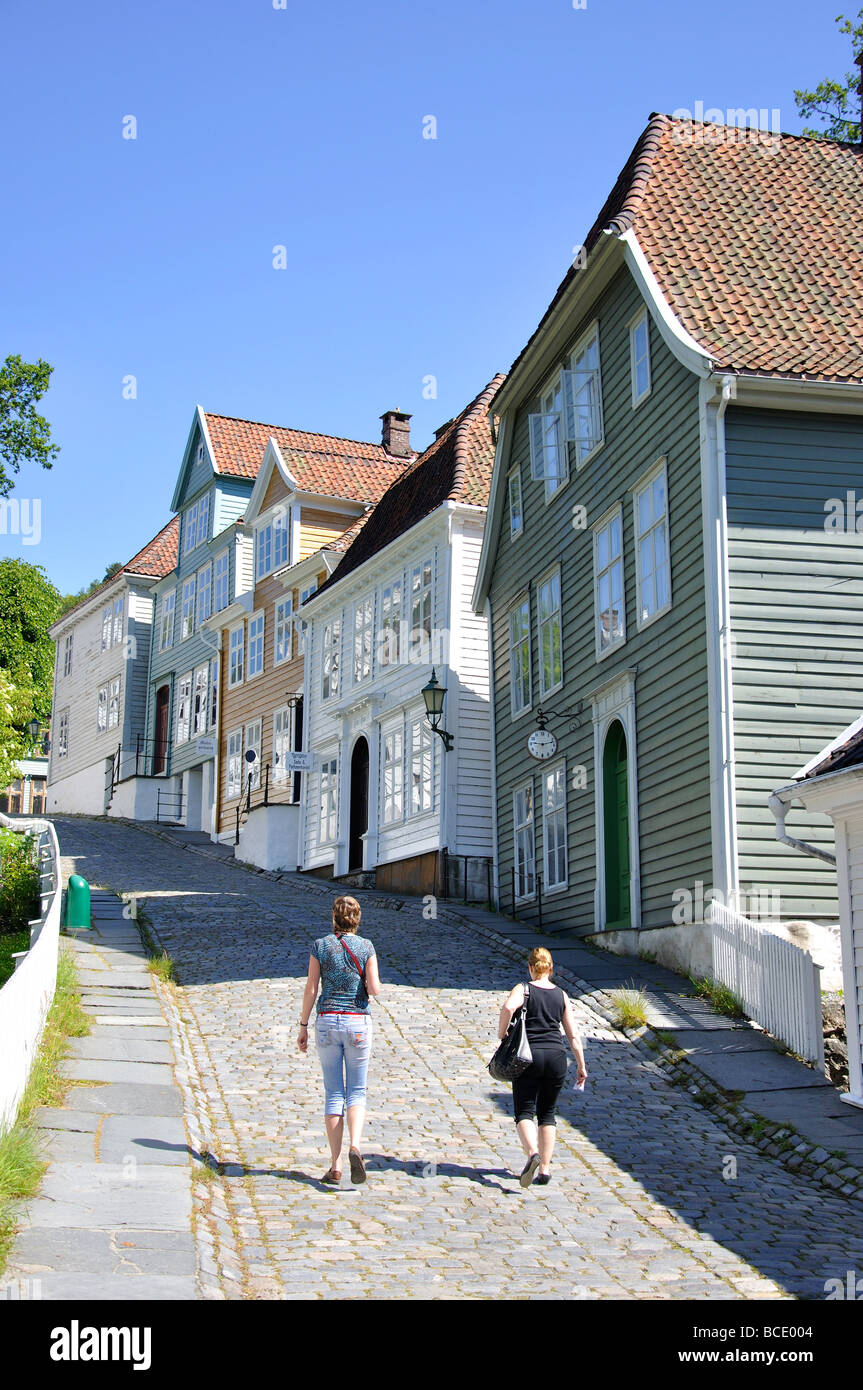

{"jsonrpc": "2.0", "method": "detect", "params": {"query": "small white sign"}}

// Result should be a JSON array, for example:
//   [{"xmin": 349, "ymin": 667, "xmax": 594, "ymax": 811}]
[
  {"xmin": 284, "ymin": 751, "xmax": 313, "ymax": 772},
  {"xmin": 196, "ymin": 738, "xmax": 217, "ymax": 757}
]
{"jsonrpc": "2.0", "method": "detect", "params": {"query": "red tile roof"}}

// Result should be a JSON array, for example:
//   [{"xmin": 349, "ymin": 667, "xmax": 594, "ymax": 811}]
[
  {"xmin": 315, "ymin": 375, "xmax": 504, "ymax": 596},
  {"xmin": 505, "ymin": 115, "xmax": 863, "ymax": 387},
  {"xmin": 124, "ymin": 516, "xmax": 179, "ymax": 578},
  {"xmin": 202, "ymin": 412, "xmax": 411, "ymax": 502}
]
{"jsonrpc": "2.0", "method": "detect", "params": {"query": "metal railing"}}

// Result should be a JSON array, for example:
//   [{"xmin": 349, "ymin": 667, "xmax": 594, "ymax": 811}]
[
  {"xmin": 440, "ymin": 850, "xmax": 493, "ymax": 905},
  {"xmin": 233, "ymin": 763, "xmax": 302, "ymax": 845},
  {"xmin": 709, "ymin": 900, "xmax": 825, "ymax": 1067},
  {"xmin": 111, "ymin": 736, "xmax": 173, "ymax": 791},
  {"xmin": 155, "ymin": 787, "xmax": 184, "ymax": 824}
]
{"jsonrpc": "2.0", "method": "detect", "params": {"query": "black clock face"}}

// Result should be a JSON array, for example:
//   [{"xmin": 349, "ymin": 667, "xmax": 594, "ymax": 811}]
[{"xmin": 527, "ymin": 729, "xmax": 558, "ymax": 761}]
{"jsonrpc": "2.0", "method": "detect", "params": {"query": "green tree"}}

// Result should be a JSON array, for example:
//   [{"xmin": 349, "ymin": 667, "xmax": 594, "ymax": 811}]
[
  {"xmin": 795, "ymin": 9, "xmax": 863, "ymax": 141},
  {"xmin": 56, "ymin": 561, "xmax": 124, "ymax": 618},
  {"xmin": 0, "ymin": 355, "xmax": 60, "ymax": 498},
  {"xmin": 0, "ymin": 560, "xmax": 60, "ymax": 737}
]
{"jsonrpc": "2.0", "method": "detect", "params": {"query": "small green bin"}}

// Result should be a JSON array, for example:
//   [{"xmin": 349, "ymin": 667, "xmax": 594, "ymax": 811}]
[{"xmin": 64, "ymin": 874, "xmax": 91, "ymax": 929}]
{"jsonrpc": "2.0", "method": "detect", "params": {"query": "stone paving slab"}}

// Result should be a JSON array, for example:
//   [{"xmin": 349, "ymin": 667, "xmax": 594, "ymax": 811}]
[
  {"xmin": 76, "ymin": 971, "xmax": 152, "ymax": 990},
  {"xmin": 8, "ymin": 1227, "xmax": 195, "ymax": 1277},
  {"xmin": 61, "ymin": 1058, "xmax": 175, "ymax": 1085},
  {"xmin": 670, "ymin": 1029, "xmax": 780, "ymax": 1055},
  {"xmin": 99, "ymin": 1115, "xmax": 191, "ymax": 1166},
  {"xmin": 34, "ymin": 1107, "xmax": 101, "ymax": 1132},
  {"xmin": 690, "ymin": 1050, "xmax": 833, "ymax": 1093},
  {"xmin": 20, "ymin": 1161, "xmax": 192, "ymax": 1230},
  {"xmin": 68, "ymin": 1036, "xmax": 174, "ymax": 1063},
  {"xmin": 2, "ymin": 1273, "xmax": 197, "ymax": 1300},
  {"xmin": 42, "ymin": 1081, "xmax": 183, "ymax": 1118},
  {"xmin": 88, "ymin": 1022, "xmax": 172, "ymax": 1039}
]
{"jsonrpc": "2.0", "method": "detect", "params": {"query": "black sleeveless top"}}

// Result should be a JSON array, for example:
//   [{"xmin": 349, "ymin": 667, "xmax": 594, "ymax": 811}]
[{"xmin": 523, "ymin": 983, "xmax": 566, "ymax": 1047}]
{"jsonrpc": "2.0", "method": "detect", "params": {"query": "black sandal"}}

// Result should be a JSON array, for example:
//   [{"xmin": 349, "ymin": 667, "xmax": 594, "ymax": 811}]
[
  {"xmin": 349, "ymin": 1149, "xmax": 367, "ymax": 1184},
  {"xmin": 519, "ymin": 1153, "xmax": 540, "ymax": 1188}
]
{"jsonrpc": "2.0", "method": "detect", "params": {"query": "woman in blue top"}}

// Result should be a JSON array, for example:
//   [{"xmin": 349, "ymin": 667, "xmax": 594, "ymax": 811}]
[{"xmin": 298, "ymin": 895, "xmax": 381, "ymax": 1186}]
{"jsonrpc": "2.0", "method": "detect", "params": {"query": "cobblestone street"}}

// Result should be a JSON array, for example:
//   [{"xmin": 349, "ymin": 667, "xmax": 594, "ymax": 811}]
[{"xmin": 52, "ymin": 818, "xmax": 863, "ymax": 1300}]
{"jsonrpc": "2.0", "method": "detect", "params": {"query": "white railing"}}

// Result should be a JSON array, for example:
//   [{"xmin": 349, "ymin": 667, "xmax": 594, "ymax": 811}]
[
  {"xmin": 0, "ymin": 814, "xmax": 63, "ymax": 1134},
  {"xmin": 709, "ymin": 901, "xmax": 824, "ymax": 1067}
]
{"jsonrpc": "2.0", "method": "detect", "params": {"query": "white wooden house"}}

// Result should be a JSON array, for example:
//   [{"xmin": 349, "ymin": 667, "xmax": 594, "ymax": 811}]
[{"xmin": 299, "ymin": 377, "xmax": 504, "ymax": 896}]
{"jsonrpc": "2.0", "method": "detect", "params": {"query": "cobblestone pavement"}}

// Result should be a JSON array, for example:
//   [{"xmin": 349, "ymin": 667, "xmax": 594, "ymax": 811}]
[{"xmin": 55, "ymin": 818, "xmax": 863, "ymax": 1301}]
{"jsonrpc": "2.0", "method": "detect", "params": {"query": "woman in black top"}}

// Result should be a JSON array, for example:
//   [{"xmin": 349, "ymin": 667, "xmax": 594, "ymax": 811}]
[{"xmin": 498, "ymin": 947, "xmax": 587, "ymax": 1188}]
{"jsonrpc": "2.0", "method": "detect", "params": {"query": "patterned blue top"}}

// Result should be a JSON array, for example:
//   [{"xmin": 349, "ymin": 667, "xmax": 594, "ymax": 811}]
[{"xmin": 312, "ymin": 933, "xmax": 376, "ymax": 1015}]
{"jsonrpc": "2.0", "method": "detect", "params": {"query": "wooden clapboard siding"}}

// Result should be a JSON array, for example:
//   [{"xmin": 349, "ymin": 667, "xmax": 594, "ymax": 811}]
[
  {"xmin": 726, "ymin": 406, "xmax": 863, "ymax": 921},
  {"xmin": 488, "ymin": 265, "xmax": 711, "ymax": 933},
  {"xmin": 454, "ymin": 518, "xmax": 494, "ymax": 855},
  {"xmin": 297, "ymin": 508, "xmax": 355, "ymax": 561}
]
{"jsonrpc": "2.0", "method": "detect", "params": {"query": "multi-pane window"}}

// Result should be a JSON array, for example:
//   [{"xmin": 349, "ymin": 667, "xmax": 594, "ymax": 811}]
[
  {"xmin": 228, "ymin": 624, "xmax": 244, "ymax": 687},
  {"xmin": 101, "ymin": 607, "xmax": 112, "ymax": 651},
  {"xmin": 226, "ymin": 728, "xmax": 243, "ymax": 799},
  {"xmin": 354, "ymin": 598, "xmax": 373, "ymax": 684},
  {"xmin": 210, "ymin": 657, "xmax": 219, "ymax": 731},
  {"xmin": 197, "ymin": 564, "xmax": 212, "ymax": 627},
  {"xmin": 108, "ymin": 678, "xmax": 120, "ymax": 729},
  {"xmin": 529, "ymin": 379, "xmax": 566, "ymax": 496},
  {"xmin": 160, "ymin": 590, "xmax": 176, "ymax": 651},
  {"xmin": 565, "ymin": 324, "xmax": 604, "ymax": 465},
  {"xmin": 57, "ymin": 710, "xmax": 69, "ymax": 757},
  {"xmin": 514, "ymin": 785, "xmax": 535, "ymax": 900},
  {"xmin": 322, "ymin": 620, "xmax": 340, "ymax": 700},
  {"xmin": 273, "ymin": 509, "xmax": 289, "ymax": 570},
  {"xmin": 214, "ymin": 550, "xmax": 230, "ymax": 611},
  {"xmin": 380, "ymin": 580, "xmax": 401, "ymax": 667},
  {"xmin": 509, "ymin": 597, "xmax": 531, "ymax": 715},
  {"xmin": 298, "ymin": 584, "xmax": 317, "ymax": 655},
  {"xmin": 508, "ymin": 467, "xmax": 523, "ymax": 538},
  {"xmin": 175, "ymin": 673, "xmax": 192, "ymax": 743},
  {"xmin": 543, "ymin": 764, "xmax": 567, "ymax": 891},
  {"xmin": 247, "ymin": 612, "xmax": 264, "ymax": 678},
  {"xmin": 630, "ymin": 307, "xmax": 651, "ymax": 405},
  {"xmin": 319, "ymin": 758, "xmax": 338, "ymax": 842},
  {"xmin": 255, "ymin": 524, "xmax": 273, "ymax": 581},
  {"xmin": 595, "ymin": 509, "xmax": 625, "ymax": 655},
  {"xmin": 273, "ymin": 705, "xmax": 292, "ymax": 784},
  {"xmin": 409, "ymin": 560, "xmax": 432, "ymax": 661},
  {"xmin": 275, "ymin": 597, "xmax": 293, "ymax": 665},
  {"xmin": 181, "ymin": 577, "xmax": 196, "ymax": 641},
  {"xmin": 634, "ymin": 462, "xmax": 671, "ymax": 626},
  {"xmin": 63, "ymin": 635, "xmax": 73, "ymax": 678},
  {"xmin": 184, "ymin": 495, "xmax": 211, "ymax": 554},
  {"xmin": 245, "ymin": 718, "xmax": 262, "ymax": 790},
  {"xmin": 382, "ymin": 730, "xmax": 403, "ymax": 824},
  {"xmin": 409, "ymin": 720, "xmax": 433, "ymax": 816},
  {"xmin": 193, "ymin": 664, "xmax": 209, "ymax": 736},
  {"xmin": 112, "ymin": 598, "xmax": 124, "ymax": 646},
  {"xmin": 97, "ymin": 686, "xmax": 108, "ymax": 732},
  {"xmin": 538, "ymin": 569, "xmax": 562, "ymax": 696}
]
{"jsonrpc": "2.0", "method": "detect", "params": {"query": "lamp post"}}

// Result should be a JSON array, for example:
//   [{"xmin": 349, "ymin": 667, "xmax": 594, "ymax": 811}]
[
  {"xmin": 422, "ymin": 668, "xmax": 453, "ymax": 751},
  {"xmin": 26, "ymin": 718, "xmax": 40, "ymax": 753}
]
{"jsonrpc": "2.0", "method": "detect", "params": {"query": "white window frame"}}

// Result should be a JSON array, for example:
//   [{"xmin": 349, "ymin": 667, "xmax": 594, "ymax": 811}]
[
  {"xmin": 175, "ymin": 672, "xmax": 192, "ymax": 744},
  {"xmin": 226, "ymin": 728, "xmax": 243, "ymax": 800},
  {"xmin": 514, "ymin": 783, "xmax": 535, "ymax": 901},
  {"xmin": 382, "ymin": 728, "xmax": 404, "ymax": 825},
  {"xmin": 542, "ymin": 762, "xmax": 567, "ymax": 893},
  {"xmin": 275, "ymin": 596, "xmax": 293, "ymax": 666},
  {"xmin": 57, "ymin": 709, "xmax": 69, "ymax": 757},
  {"xmin": 537, "ymin": 566, "xmax": 563, "ymax": 698},
  {"xmin": 273, "ymin": 508, "xmax": 289, "ymax": 570},
  {"xmin": 228, "ymin": 622, "xmax": 245, "ymax": 688},
  {"xmin": 255, "ymin": 522, "xmax": 273, "ymax": 581},
  {"xmin": 298, "ymin": 584, "xmax": 317, "ymax": 655},
  {"xmin": 101, "ymin": 606, "xmax": 112, "ymax": 651},
  {"xmin": 63, "ymin": 634, "xmax": 73, "ymax": 678},
  {"xmin": 181, "ymin": 576, "xmax": 196, "ymax": 641},
  {"xmin": 97, "ymin": 685, "xmax": 108, "ymax": 733},
  {"xmin": 247, "ymin": 610, "xmax": 265, "ymax": 680},
  {"xmin": 272, "ymin": 705, "xmax": 292, "ymax": 785},
  {"xmin": 593, "ymin": 503, "xmax": 626, "ymax": 660},
  {"xmin": 633, "ymin": 458, "xmax": 672, "ymax": 631},
  {"xmin": 508, "ymin": 466, "xmax": 523, "ymax": 539},
  {"xmin": 380, "ymin": 578, "xmax": 402, "ymax": 668},
  {"xmin": 197, "ymin": 563, "xmax": 212, "ymax": 627},
  {"xmin": 565, "ymin": 320, "xmax": 604, "ymax": 468},
  {"xmin": 409, "ymin": 560, "xmax": 432, "ymax": 663},
  {"xmin": 108, "ymin": 677, "xmax": 120, "ymax": 730},
  {"xmin": 112, "ymin": 597, "xmax": 124, "ymax": 646},
  {"xmin": 244, "ymin": 718, "xmax": 262, "ymax": 790},
  {"xmin": 540, "ymin": 374, "xmax": 568, "ymax": 501},
  {"xmin": 629, "ymin": 306, "xmax": 651, "ymax": 406},
  {"xmin": 322, "ymin": 619, "xmax": 340, "ymax": 701},
  {"xmin": 214, "ymin": 550, "xmax": 230, "ymax": 612},
  {"xmin": 183, "ymin": 501, "xmax": 199, "ymax": 556},
  {"xmin": 159, "ymin": 590, "xmax": 176, "ymax": 651},
  {"xmin": 353, "ymin": 597, "xmax": 373, "ymax": 685},
  {"xmin": 409, "ymin": 718, "xmax": 433, "ymax": 817},
  {"xmin": 319, "ymin": 757, "xmax": 338, "ymax": 843},
  {"xmin": 508, "ymin": 594, "xmax": 532, "ymax": 718},
  {"xmin": 210, "ymin": 656, "xmax": 219, "ymax": 732},
  {"xmin": 192, "ymin": 663, "xmax": 209, "ymax": 736}
]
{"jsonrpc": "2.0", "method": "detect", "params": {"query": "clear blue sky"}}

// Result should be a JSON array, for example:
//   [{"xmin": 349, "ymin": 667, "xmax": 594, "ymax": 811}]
[{"xmin": 0, "ymin": 0, "xmax": 851, "ymax": 594}]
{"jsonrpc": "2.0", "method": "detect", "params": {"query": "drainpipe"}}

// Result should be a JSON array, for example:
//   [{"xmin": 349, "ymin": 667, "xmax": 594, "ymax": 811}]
[
  {"xmin": 768, "ymin": 785, "xmax": 837, "ymax": 866},
  {"xmin": 712, "ymin": 373, "xmax": 739, "ymax": 897}
]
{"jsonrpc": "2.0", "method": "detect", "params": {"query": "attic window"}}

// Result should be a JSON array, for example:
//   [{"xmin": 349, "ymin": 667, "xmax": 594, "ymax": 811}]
[{"xmin": 196, "ymin": 441, "xmax": 205, "ymax": 466}]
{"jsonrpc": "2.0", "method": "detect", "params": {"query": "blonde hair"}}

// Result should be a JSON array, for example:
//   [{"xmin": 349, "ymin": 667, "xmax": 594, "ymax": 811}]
[
  {"xmin": 529, "ymin": 947, "xmax": 553, "ymax": 977},
  {"xmin": 333, "ymin": 895, "xmax": 362, "ymax": 935}
]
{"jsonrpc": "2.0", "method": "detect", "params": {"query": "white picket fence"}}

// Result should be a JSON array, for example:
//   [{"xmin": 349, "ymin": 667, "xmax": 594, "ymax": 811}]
[
  {"xmin": 709, "ymin": 901, "xmax": 824, "ymax": 1067},
  {"xmin": 0, "ymin": 814, "xmax": 63, "ymax": 1134}
]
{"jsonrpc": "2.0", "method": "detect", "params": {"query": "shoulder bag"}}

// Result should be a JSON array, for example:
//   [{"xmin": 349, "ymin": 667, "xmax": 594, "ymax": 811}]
[{"xmin": 488, "ymin": 982, "xmax": 533, "ymax": 1083}]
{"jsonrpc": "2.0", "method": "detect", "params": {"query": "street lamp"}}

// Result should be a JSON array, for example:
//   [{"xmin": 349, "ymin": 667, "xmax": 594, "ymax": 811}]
[
  {"xmin": 26, "ymin": 718, "xmax": 40, "ymax": 748},
  {"xmin": 422, "ymin": 668, "xmax": 453, "ymax": 752}
]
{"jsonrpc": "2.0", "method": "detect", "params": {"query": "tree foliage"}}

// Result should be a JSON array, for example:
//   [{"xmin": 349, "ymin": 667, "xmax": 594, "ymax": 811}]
[
  {"xmin": 0, "ymin": 559, "xmax": 60, "ymax": 736},
  {"xmin": 0, "ymin": 355, "xmax": 60, "ymax": 499},
  {"xmin": 794, "ymin": 9, "xmax": 863, "ymax": 141},
  {"xmin": 57, "ymin": 562, "xmax": 124, "ymax": 619}
]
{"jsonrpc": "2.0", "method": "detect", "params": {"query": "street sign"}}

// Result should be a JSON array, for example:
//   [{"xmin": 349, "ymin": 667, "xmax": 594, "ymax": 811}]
[
  {"xmin": 196, "ymin": 738, "xmax": 217, "ymax": 756},
  {"xmin": 284, "ymin": 751, "xmax": 313, "ymax": 772}
]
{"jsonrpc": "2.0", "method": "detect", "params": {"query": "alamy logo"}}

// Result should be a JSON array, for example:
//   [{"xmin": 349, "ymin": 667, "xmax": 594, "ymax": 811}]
[
  {"xmin": 671, "ymin": 101, "xmax": 781, "ymax": 148},
  {"xmin": 50, "ymin": 1321, "xmax": 151, "ymax": 1370},
  {"xmin": 824, "ymin": 492, "xmax": 863, "ymax": 533},
  {"xmin": 0, "ymin": 498, "xmax": 41, "ymax": 545},
  {"xmin": 824, "ymin": 1270, "xmax": 863, "ymax": 1300}
]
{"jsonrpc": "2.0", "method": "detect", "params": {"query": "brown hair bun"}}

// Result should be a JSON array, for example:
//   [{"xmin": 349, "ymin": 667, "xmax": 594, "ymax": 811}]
[{"xmin": 333, "ymin": 895, "xmax": 362, "ymax": 934}]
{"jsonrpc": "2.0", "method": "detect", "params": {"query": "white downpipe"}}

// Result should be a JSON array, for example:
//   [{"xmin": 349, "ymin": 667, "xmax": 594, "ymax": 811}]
[{"xmin": 768, "ymin": 787, "xmax": 837, "ymax": 867}]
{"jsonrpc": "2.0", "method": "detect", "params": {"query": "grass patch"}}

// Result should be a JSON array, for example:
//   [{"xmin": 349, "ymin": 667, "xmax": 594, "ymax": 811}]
[
  {"xmin": 0, "ymin": 930, "xmax": 30, "ymax": 988},
  {"xmin": 690, "ymin": 975, "xmax": 746, "ymax": 1019},
  {"xmin": 609, "ymin": 984, "xmax": 649, "ymax": 1030},
  {"xmin": 0, "ymin": 944, "xmax": 92, "ymax": 1273},
  {"xmin": 147, "ymin": 952, "xmax": 175, "ymax": 983},
  {"xmin": 129, "ymin": 899, "xmax": 178, "ymax": 985}
]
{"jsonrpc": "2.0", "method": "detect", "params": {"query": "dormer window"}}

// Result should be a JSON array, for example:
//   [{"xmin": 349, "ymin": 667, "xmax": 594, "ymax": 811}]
[{"xmin": 184, "ymin": 494, "xmax": 211, "ymax": 554}]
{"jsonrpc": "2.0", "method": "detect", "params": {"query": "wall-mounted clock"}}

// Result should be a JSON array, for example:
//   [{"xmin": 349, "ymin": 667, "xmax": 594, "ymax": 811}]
[{"xmin": 527, "ymin": 727, "xmax": 558, "ymax": 761}]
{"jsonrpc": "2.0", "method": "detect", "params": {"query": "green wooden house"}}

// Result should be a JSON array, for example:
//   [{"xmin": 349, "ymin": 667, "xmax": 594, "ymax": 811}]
[{"xmin": 473, "ymin": 115, "xmax": 863, "ymax": 957}]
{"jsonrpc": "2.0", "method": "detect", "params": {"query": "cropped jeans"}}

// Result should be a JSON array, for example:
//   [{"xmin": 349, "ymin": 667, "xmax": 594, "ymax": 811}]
[{"xmin": 315, "ymin": 1013, "xmax": 373, "ymax": 1115}]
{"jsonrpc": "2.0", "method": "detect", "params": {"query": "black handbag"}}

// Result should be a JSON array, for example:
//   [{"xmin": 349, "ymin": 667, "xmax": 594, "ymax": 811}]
[{"xmin": 488, "ymin": 983, "xmax": 533, "ymax": 1082}]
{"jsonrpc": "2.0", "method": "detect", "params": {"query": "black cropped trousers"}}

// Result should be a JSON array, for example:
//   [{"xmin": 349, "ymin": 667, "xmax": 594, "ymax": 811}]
[{"xmin": 512, "ymin": 1044, "xmax": 568, "ymax": 1126}]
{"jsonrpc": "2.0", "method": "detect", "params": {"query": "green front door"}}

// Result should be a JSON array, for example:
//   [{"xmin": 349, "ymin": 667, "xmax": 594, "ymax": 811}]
[{"xmin": 603, "ymin": 721, "xmax": 630, "ymax": 930}]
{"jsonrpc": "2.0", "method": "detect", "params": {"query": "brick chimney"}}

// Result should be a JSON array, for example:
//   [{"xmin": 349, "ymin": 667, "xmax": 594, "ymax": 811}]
[{"xmin": 381, "ymin": 410, "xmax": 412, "ymax": 458}]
